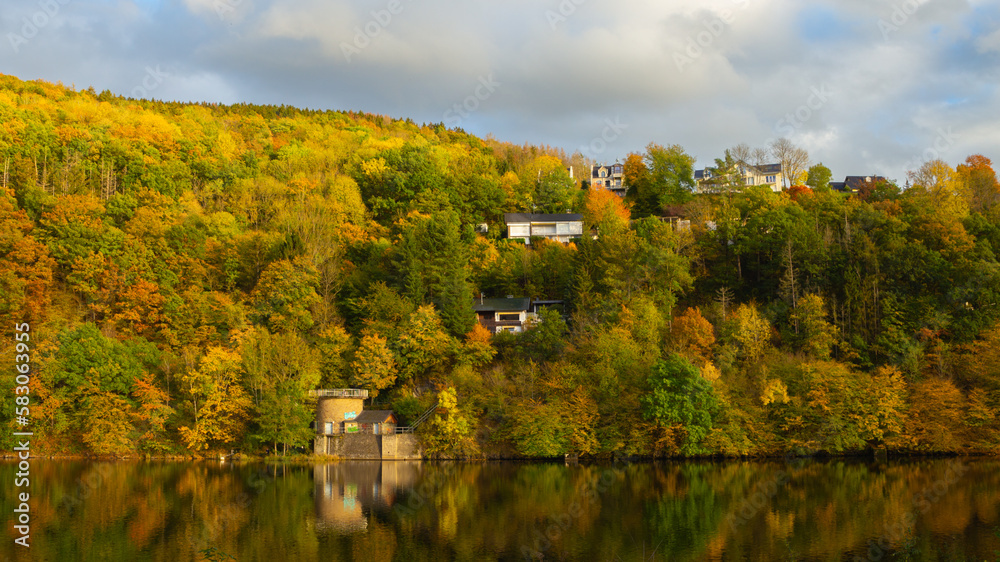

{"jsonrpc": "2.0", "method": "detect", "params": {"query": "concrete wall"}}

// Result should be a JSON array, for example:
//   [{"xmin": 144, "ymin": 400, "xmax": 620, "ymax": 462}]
[
  {"xmin": 381, "ymin": 434, "xmax": 422, "ymax": 460},
  {"xmin": 314, "ymin": 433, "xmax": 423, "ymax": 460},
  {"xmin": 315, "ymin": 434, "xmax": 382, "ymax": 459}
]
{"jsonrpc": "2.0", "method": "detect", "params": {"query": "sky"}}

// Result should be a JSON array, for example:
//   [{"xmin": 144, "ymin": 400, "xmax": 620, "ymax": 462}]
[{"xmin": 3, "ymin": 0, "xmax": 1000, "ymax": 183}]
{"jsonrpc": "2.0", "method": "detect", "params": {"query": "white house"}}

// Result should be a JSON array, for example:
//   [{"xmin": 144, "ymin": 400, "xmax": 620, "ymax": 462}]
[
  {"xmin": 504, "ymin": 213, "xmax": 584, "ymax": 244},
  {"xmin": 695, "ymin": 163, "xmax": 784, "ymax": 193}
]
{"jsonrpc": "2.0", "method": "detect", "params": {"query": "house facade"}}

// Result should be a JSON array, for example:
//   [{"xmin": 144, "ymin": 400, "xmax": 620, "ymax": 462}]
[
  {"xmin": 695, "ymin": 163, "xmax": 784, "ymax": 193},
  {"xmin": 472, "ymin": 297, "xmax": 535, "ymax": 334},
  {"xmin": 591, "ymin": 162, "xmax": 626, "ymax": 197},
  {"xmin": 310, "ymin": 389, "xmax": 422, "ymax": 459},
  {"xmin": 831, "ymin": 175, "xmax": 886, "ymax": 193},
  {"xmin": 312, "ymin": 389, "xmax": 368, "ymax": 437},
  {"xmin": 351, "ymin": 411, "xmax": 397, "ymax": 435},
  {"xmin": 505, "ymin": 213, "xmax": 584, "ymax": 244}
]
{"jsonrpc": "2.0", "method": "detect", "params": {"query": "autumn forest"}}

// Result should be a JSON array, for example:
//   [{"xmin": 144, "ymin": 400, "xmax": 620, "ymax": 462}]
[{"xmin": 1, "ymin": 74, "xmax": 998, "ymax": 459}]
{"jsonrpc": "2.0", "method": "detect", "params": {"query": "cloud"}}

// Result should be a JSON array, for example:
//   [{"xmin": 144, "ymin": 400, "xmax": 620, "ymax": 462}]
[
  {"xmin": 2, "ymin": 0, "xmax": 999, "ymax": 183},
  {"xmin": 976, "ymin": 28, "xmax": 1000, "ymax": 52}
]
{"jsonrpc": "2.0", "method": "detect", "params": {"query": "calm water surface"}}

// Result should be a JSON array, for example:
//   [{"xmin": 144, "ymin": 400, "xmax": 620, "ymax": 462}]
[{"xmin": 1, "ymin": 458, "xmax": 999, "ymax": 561}]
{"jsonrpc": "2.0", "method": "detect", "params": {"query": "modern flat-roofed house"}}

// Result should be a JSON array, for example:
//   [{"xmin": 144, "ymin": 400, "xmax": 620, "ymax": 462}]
[
  {"xmin": 530, "ymin": 299, "xmax": 565, "ymax": 316},
  {"xmin": 505, "ymin": 213, "xmax": 584, "ymax": 244},
  {"xmin": 473, "ymin": 297, "xmax": 535, "ymax": 334}
]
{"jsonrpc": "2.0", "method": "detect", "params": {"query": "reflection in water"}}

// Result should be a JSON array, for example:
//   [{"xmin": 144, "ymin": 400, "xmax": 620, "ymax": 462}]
[
  {"xmin": 313, "ymin": 462, "xmax": 419, "ymax": 535},
  {"xmin": 0, "ymin": 458, "xmax": 998, "ymax": 561}
]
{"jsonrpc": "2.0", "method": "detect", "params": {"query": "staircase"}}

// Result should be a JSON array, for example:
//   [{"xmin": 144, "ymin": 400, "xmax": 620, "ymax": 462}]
[{"xmin": 395, "ymin": 402, "xmax": 439, "ymax": 434}]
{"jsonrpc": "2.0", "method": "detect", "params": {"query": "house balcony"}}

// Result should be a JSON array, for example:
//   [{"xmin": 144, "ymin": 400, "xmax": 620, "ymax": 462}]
[{"xmin": 480, "ymin": 319, "xmax": 527, "ymax": 334}]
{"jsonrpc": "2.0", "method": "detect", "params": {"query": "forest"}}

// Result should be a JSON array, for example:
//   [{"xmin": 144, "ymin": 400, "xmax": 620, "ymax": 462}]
[{"xmin": 0, "ymin": 74, "xmax": 998, "ymax": 458}]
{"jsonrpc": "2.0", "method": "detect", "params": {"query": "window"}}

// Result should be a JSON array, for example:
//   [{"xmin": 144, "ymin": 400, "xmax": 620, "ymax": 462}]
[
  {"xmin": 745, "ymin": 177, "xmax": 755, "ymax": 185},
  {"xmin": 766, "ymin": 175, "xmax": 776, "ymax": 183},
  {"xmin": 509, "ymin": 225, "xmax": 530, "ymax": 238},
  {"xmin": 324, "ymin": 422, "xmax": 333, "ymax": 434},
  {"xmin": 599, "ymin": 169, "xmax": 607, "ymax": 178},
  {"xmin": 497, "ymin": 313, "xmax": 521, "ymax": 321}
]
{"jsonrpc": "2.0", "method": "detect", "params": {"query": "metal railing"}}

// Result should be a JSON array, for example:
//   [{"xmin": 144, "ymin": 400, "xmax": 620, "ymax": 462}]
[
  {"xmin": 309, "ymin": 389, "xmax": 370, "ymax": 399},
  {"xmin": 394, "ymin": 402, "xmax": 439, "ymax": 434}
]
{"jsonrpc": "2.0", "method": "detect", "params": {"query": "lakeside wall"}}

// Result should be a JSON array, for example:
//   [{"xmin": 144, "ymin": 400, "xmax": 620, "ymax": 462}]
[{"xmin": 314, "ymin": 434, "xmax": 422, "ymax": 460}]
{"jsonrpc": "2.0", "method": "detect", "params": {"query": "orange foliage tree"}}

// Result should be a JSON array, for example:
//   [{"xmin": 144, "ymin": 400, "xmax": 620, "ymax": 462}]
[
  {"xmin": 581, "ymin": 187, "xmax": 630, "ymax": 230},
  {"xmin": 956, "ymin": 154, "xmax": 1000, "ymax": 213}
]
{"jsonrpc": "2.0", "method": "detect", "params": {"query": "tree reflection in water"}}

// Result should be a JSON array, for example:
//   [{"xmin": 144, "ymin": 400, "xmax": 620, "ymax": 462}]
[{"xmin": 0, "ymin": 458, "xmax": 998, "ymax": 561}]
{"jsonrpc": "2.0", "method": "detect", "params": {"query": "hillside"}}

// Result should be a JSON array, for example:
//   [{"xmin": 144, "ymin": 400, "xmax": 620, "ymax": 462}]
[{"xmin": 1, "ymin": 74, "xmax": 998, "ymax": 458}]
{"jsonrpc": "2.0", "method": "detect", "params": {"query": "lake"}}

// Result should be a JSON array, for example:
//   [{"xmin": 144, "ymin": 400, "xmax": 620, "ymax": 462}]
[{"xmin": 1, "ymin": 457, "xmax": 998, "ymax": 561}]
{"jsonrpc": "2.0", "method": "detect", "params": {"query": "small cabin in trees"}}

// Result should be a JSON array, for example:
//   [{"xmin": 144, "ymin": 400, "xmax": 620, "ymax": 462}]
[
  {"xmin": 350, "ymin": 411, "xmax": 397, "ymax": 435},
  {"xmin": 473, "ymin": 297, "xmax": 534, "ymax": 334},
  {"xmin": 504, "ymin": 213, "xmax": 584, "ymax": 244},
  {"xmin": 311, "ymin": 390, "xmax": 397, "ymax": 436},
  {"xmin": 311, "ymin": 390, "xmax": 420, "ymax": 459}
]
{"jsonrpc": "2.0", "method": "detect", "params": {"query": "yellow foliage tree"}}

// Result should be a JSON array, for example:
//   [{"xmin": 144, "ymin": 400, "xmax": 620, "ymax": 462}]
[
  {"xmin": 731, "ymin": 303, "xmax": 771, "ymax": 364},
  {"xmin": 350, "ymin": 331, "xmax": 397, "ymax": 399},
  {"xmin": 903, "ymin": 377, "xmax": 966, "ymax": 452},
  {"xmin": 791, "ymin": 294, "xmax": 838, "ymax": 359},
  {"xmin": 80, "ymin": 390, "xmax": 135, "ymax": 456},
  {"xmin": 178, "ymin": 347, "xmax": 252, "ymax": 452},
  {"xmin": 421, "ymin": 387, "xmax": 479, "ymax": 458},
  {"xmin": 396, "ymin": 305, "xmax": 454, "ymax": 381},
  {"xmin": 853, "ymin": 366, "xmax": 907, "ymax": 446}
]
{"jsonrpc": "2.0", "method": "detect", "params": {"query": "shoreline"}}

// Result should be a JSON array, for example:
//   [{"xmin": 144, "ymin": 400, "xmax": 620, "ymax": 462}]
[{"xmin": 1, "ymin": 449, "xmax": 996, "ymax": 462}]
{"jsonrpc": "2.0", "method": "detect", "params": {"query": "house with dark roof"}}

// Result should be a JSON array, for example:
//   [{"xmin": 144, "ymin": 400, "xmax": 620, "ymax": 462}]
[
  {"xmin": 347, "ymin": 411, "xmax": 397, "ymax": 436},
  {"xmin": 831, "ymin": 175, "xmax": 886, "ymax": 193},
  {"xmin": 505, "ymin": 213, "xmax": 584, "ymax": 244},
  {"xmin": 529, "ymin": 299, "xmax": 565, "ymax": 316},
  {"xmin": 591, "ymin": 162, "xmax": 626, "ymax": 197},
  {"xmin": 472, "ymin": 296, "xmax": 535, "ymax": 334}
]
